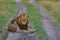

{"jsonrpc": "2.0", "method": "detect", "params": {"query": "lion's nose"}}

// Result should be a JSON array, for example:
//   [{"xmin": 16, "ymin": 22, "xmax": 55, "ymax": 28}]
[{"xmin": 23, "ymin": 19, "xmax": 26, "ymax": 22}]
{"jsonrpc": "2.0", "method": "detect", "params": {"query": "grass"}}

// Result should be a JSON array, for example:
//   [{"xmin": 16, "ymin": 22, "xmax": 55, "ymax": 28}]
[
  {"xmin": 0, "ymin": 0, "xmax": 17, "ymax": 31},
  {"xmin": 22, "ymin": 0, "xmax": 47, "ymax": 40},
  {"xmin": 36, "ymin": 0, "xmax": 60, "ymax": 24}
]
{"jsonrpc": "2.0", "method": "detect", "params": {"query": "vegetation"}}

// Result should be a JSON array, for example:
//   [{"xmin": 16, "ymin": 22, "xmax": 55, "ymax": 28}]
[
  {"xmin": 0, "ymin": 0, "xmax": 17, "ymax": 32},
  {"xmin": 36, "ymin": 0, "xmax": 60, "ymax": 23},
  {"xmin": 22, "ymin": 0, "xmax": 47, "ymax": 40}
]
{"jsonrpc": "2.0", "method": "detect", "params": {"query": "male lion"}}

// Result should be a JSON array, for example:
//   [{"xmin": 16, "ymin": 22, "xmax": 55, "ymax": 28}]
[{"xmin": 8, "ymin": 13, "xmax": 30, "ymax": 32}]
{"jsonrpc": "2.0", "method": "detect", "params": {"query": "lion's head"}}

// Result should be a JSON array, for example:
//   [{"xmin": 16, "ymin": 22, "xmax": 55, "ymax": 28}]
[{"xmin": 16, "ymin": 13, "xmax": 29, "ymax": 25}]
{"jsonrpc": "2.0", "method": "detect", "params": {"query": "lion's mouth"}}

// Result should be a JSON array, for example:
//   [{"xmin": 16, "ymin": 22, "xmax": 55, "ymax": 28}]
[{"xmin": 22, "ymin": 19, "xmax": 27, "ymax": 25}]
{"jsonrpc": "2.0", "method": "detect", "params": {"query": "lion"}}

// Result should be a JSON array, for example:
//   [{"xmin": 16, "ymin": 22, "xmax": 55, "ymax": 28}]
[
  {"xmin": 8, "ymin": 13, "xmax": 30, "ymax": 32},
  {"xmin": 8, "ymin": 22, "xmax": 17, "ymax": 32}
]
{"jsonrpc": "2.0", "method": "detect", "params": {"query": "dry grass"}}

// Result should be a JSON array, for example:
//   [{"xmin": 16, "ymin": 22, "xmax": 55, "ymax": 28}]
[
  {"xmin": 38, "ymin": 1, "xmax": 60, "ymax": 13},
  {"xmin": 0, "ymin": 0, "xmax": 6, "ymax": 2},
  {"xmin": 7, "ymin": 0, "xmax": 15, "ymax": 3},
  {"xmin": 37, "ymin": 1, "xmax": 60, "ymax": 23},
  {"xmin": 0, "ymin": 4, "xmax": 7, "ymax": 15}
]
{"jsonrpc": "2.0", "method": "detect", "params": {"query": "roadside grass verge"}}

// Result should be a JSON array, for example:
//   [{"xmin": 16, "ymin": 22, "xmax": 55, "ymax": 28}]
[
  {"xmin": 22, "ymin": 0, "xmax": 47, "ymax": 40},
  {"xmin": 36, "ymin": 0, "xmax": 60, "ymax": 24},
  {"xmin": 0, "ymin": 0, "xmax": 17, "ymax": 32}
]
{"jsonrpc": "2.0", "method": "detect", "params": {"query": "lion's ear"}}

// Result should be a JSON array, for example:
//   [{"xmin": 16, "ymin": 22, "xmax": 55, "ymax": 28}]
[{"xmin": 20, "ymin": 14, "xmax": 22, "ymax": 17}]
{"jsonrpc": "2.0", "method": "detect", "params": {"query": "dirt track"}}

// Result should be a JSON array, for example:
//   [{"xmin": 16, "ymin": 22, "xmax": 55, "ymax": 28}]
[
  {"xmin": 5, "ymin": 0, "xmax": 38, "ymax": 40},
  {"xmin": 29, "ymin": 0, "xmax": 60, "ymax": 40}
]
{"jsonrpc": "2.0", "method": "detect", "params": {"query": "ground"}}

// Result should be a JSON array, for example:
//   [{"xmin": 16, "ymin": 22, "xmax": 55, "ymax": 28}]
[{"xmin": 1, "ymin": 0, "xmax": 60, "ymax": 40}]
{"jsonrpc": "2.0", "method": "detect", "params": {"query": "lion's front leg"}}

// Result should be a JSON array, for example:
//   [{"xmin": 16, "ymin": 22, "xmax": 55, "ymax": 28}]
[{"xmin": 21, "ymin": 25, "xmax": 31, "ymax": 32}]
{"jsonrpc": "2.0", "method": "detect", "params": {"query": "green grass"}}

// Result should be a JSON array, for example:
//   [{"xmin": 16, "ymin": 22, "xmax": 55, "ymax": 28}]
[
  {"xmin": 22, "ymin": 0, "xmax": 47, "ymax": 40},
  {"xmin": 0, "ymin": 0, "xmax": 17, "ymax": 31}
]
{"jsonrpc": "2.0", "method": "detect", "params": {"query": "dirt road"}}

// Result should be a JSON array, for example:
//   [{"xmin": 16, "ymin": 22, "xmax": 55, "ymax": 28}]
[
  {"xmin": 29, "ymin": 0, "xmax": 60, "ymax": 40},
  {"xmin": 5, "ymin": 0, "xmax": 38, "ymax": 40}
]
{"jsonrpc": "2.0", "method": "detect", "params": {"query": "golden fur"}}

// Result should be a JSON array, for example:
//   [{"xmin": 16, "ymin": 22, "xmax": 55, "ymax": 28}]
[{"xmin": 16, "ymin": 13, "xmax": 29, "ymax": 25}]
